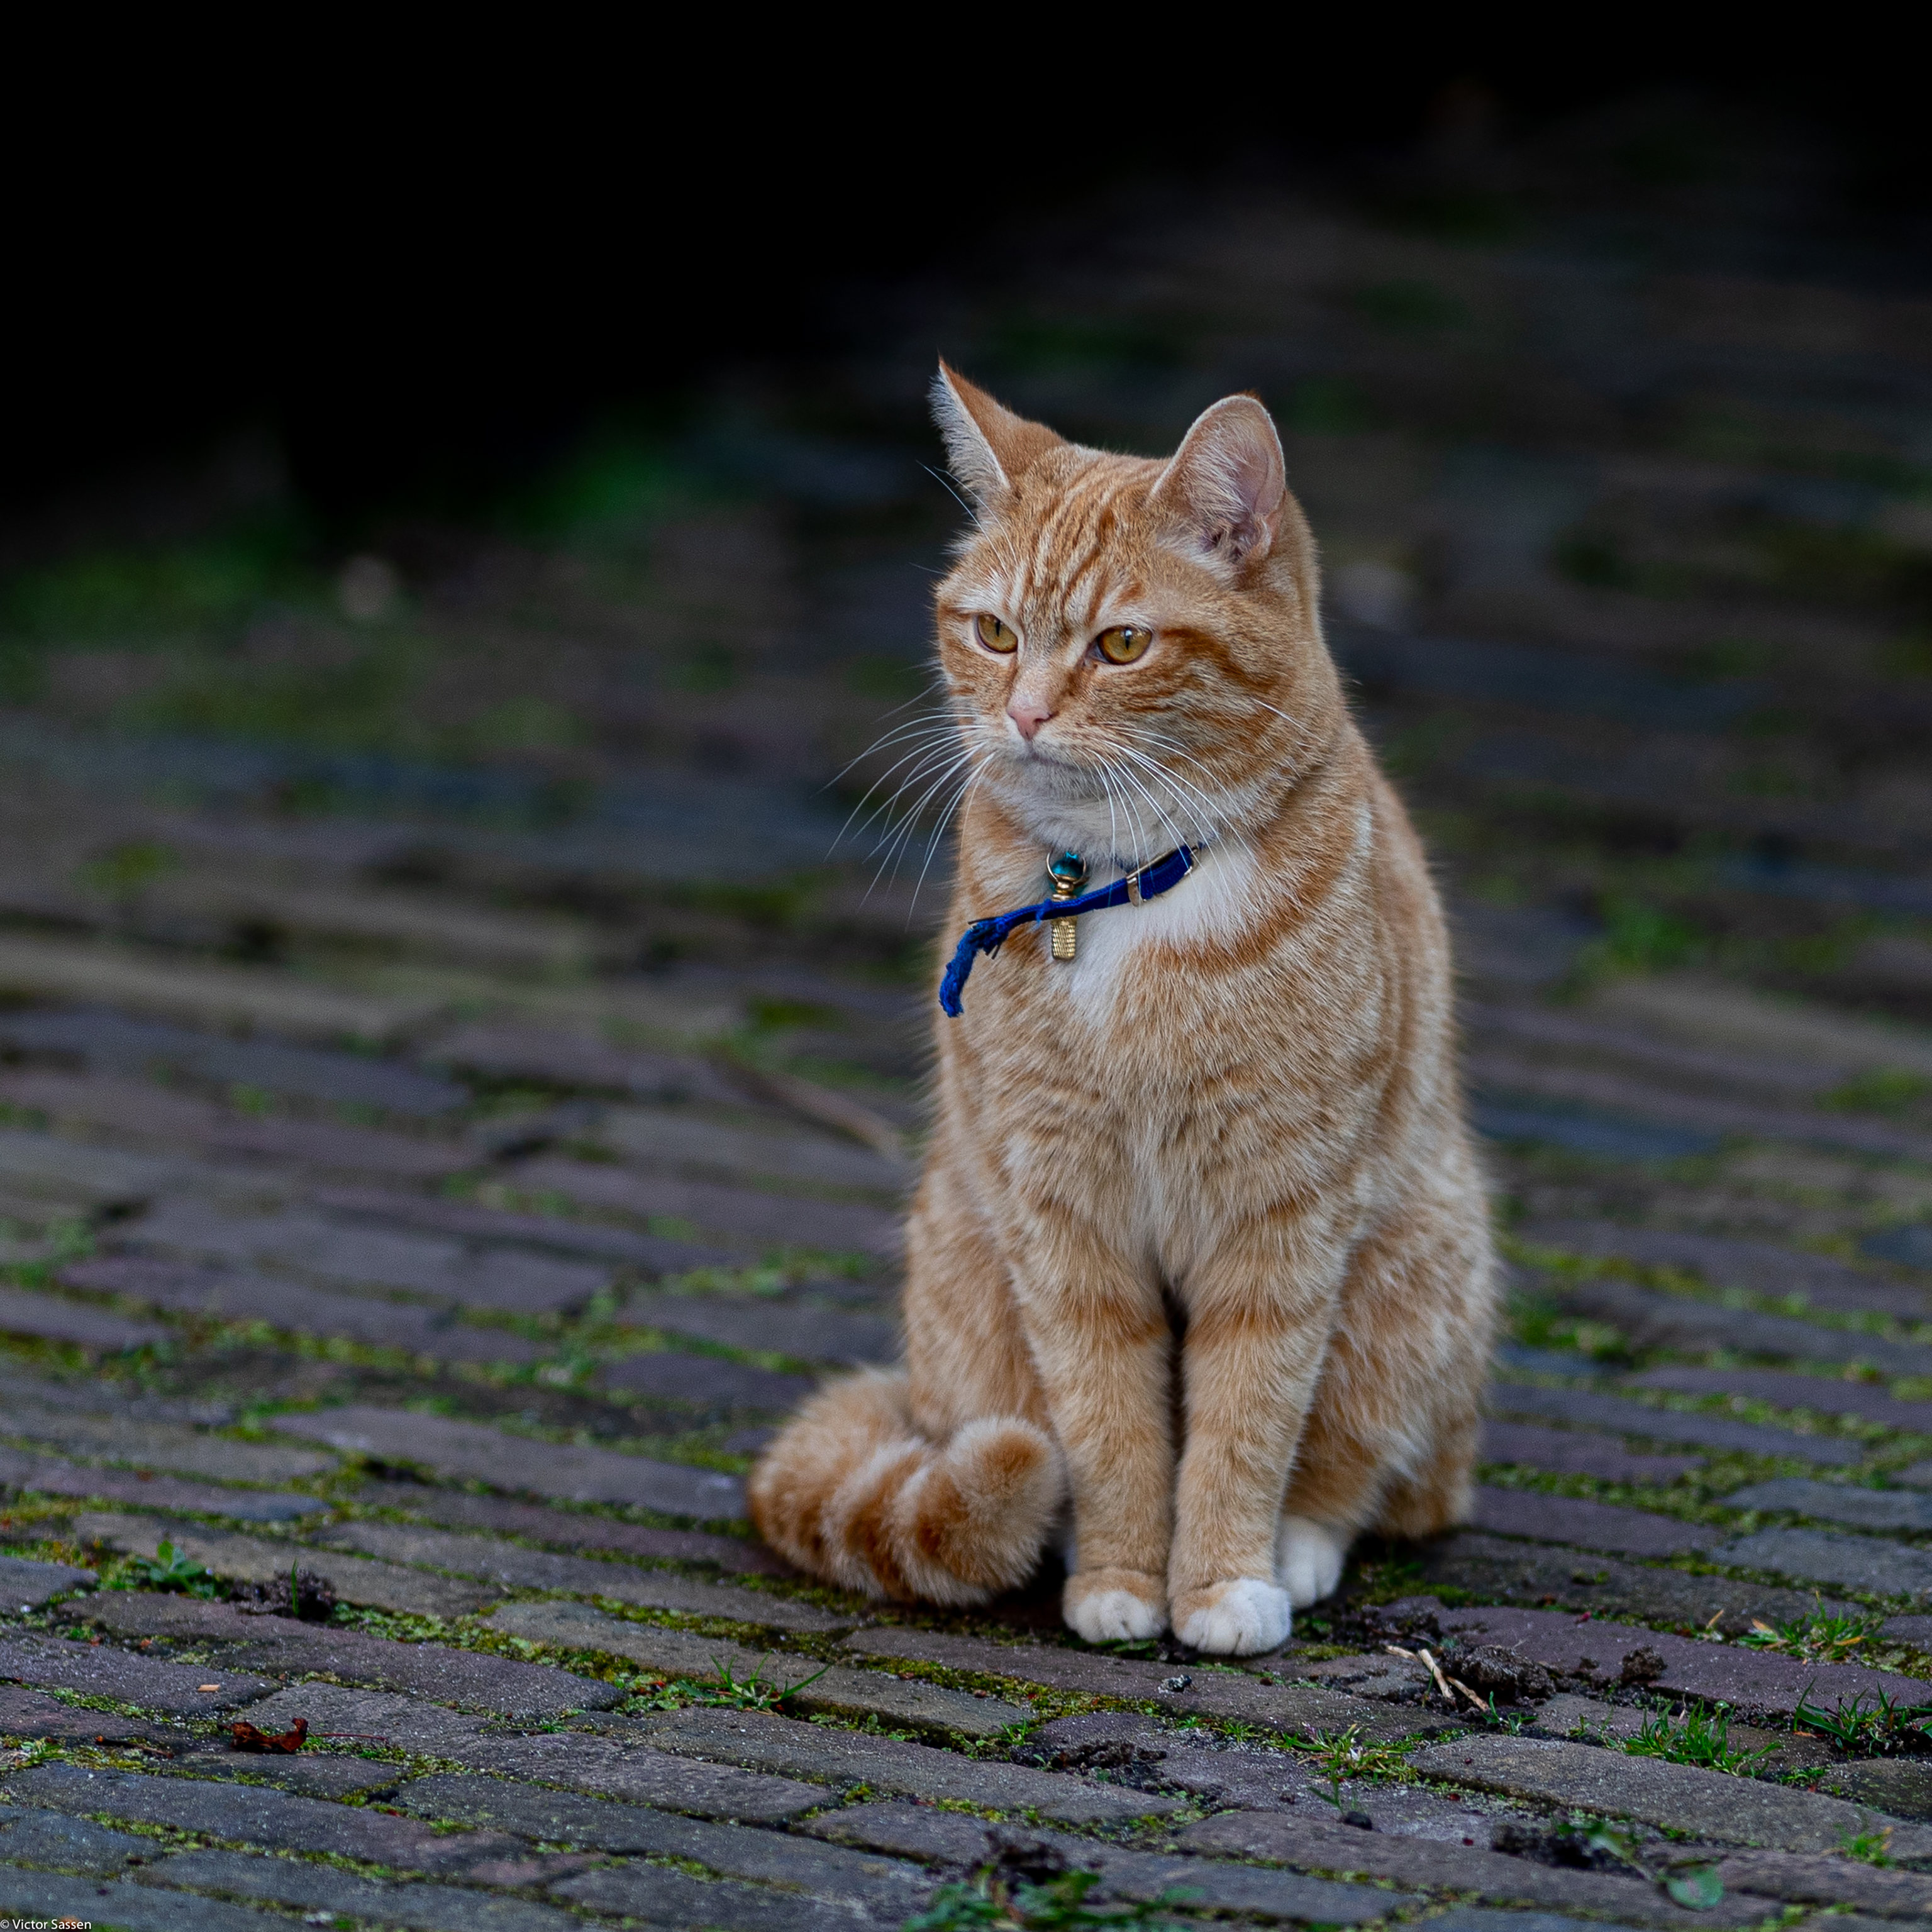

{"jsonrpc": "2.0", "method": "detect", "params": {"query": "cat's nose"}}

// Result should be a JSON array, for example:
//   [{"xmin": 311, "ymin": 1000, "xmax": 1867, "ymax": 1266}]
[{"xmin": 1007, "ymin": 696, "xmax": 1054, "ymax": 740}]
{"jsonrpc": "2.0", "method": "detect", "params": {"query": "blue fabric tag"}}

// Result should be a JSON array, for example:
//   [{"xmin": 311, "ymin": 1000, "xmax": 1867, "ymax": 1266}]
[{"xmin": 939, "ymin": 845, "xmax": 1196, "ymax": 1016}]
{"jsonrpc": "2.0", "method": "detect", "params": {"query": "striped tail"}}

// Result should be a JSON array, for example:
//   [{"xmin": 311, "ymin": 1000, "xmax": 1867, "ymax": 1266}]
[{"xmin": 747, "ymin": 1370, "xmax": 1064, "ymax": 1604}]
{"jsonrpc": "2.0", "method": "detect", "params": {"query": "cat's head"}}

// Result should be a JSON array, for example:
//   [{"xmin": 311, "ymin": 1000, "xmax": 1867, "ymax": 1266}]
[{"xmin": 930, "ymin": 364, "xmax": 1339, "ymax": 865}]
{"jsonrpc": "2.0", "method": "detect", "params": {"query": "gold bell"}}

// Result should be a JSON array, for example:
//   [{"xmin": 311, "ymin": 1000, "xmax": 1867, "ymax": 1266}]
[{"xmin": 1046, "ymin": 851, "xmax": 1086, "ymax": 961}]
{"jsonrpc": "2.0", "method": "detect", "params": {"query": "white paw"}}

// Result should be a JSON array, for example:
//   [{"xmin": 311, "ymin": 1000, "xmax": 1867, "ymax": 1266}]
[
  {"xmin": 1065, "ymin": 1588, "xmax": 1164, "ymax": 1644},
  {"xmin": 1275, "ymin": 1516, "xmax": 1347, "ymax": 1607},
  {"xmin": 1176, "ymin": 1577, "xmax": 1292, "ymax": 1656}
]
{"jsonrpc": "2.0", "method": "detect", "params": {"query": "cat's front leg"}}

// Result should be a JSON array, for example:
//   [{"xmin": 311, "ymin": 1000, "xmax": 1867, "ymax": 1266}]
[
  {"xmin": 1014, "ymin": 1252, "xmax": 1175, "ymax": 1643},
  {"xmin": 1167, "ymin": 1234, "xmax": 1341, "ymax": 1656}
]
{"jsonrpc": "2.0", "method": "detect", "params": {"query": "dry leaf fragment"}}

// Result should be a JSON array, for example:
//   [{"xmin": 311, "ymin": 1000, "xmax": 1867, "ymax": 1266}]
[{"xmin": 231, "ymin": 1717, "xmax": 309, "ymax": 1753}]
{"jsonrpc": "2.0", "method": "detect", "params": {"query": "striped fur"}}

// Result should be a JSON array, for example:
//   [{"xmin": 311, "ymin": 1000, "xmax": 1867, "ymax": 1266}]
[{"xmin": 748, "ymin": 368, "xmax": 1497, "ymax": 1652}]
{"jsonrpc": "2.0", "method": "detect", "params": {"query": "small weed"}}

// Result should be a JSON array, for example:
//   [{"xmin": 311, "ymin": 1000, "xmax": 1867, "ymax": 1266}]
[
  {"xmin": 1841, "ymin": 1823, "xmax": 1896, "ymax": 1865},
  {"xmin": 631, "ymin": 1658, "xmax": 830, "ymax": 1713},
  {"xmin": 113, "ymin": 1540, "xmax": 220, "ymax": 1597},
  {"xmin": 1740, "ymin": 1602, "xmax": 1885, "ymax": 1665},
  {"xmin": 77, "ymin": 840, "xmax": 177, "ymax": 896},
  {"xmin": 1301, "ymin": 1724, "xmax": 1413, "ymax": 1809},
  {"xmin": 1795, "ymin": 1686, "xmax": 1932, "ymax": 1757},
  {"xmin": 1661, "ymin": 1863, "xmax": 1726, "ymax": 1909},
  {"xmin": 1626, "ymin": 1703, "xmax": 1772, "ymax": 1775},
  {"xmin": 1569, "ymin": 892, "xmax": 1705, "ymax": 982},
  {"xmin": 1557, "ymin": 1819, "xmax": 1724, "ymax": 1909},
  {"xmin": 906, "ymin": 1867, "xmax": 1194, "ymax": 1931},
  {"xmin": 1826, "ymin": 1069, "xmax": 1932, "ymax": 1116}
]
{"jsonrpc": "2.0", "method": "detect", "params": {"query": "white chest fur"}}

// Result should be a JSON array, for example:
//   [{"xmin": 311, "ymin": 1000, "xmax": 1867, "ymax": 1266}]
[{"xmin": 1041, "ymin": 838, "xmax": 1258, "ymax": 1026}]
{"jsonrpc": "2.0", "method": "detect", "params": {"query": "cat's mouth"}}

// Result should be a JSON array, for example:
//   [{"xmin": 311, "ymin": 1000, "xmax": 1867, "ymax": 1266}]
[{"xmin": 994, "ymin": 733, "xmax": 1104, "ymax": 792}]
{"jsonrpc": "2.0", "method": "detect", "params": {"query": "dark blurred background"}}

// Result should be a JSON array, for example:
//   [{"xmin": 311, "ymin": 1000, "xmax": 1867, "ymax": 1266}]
[{"xmin": 4, "ymin": 50, "xmax": 1931, "ymax": 1041}]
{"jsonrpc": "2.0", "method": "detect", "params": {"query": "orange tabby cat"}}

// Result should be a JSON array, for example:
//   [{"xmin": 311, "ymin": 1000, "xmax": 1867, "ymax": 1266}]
[{"xmin": 748, "ymin": 366, "xmax": 1496, "ymax": 1653}]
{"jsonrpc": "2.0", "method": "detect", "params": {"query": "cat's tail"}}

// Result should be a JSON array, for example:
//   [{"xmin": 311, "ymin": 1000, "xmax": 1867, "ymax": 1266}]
[{"xmin": 747, "ymin": 1369, "xmax": 1063, "ymax": 1604}]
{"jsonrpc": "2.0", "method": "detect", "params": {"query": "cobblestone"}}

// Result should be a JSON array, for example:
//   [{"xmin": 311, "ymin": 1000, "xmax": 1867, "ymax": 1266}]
[
  {"xmin": 1714, "ymin": 1847, "xmax": 1932, "ymax": 1914},
  {"xmin": 1490, "ymin": 1382, "xmax": 1870, "ymax": 1462},
  {"xmin": 0, "ymin": 1803, "xmax": 153, "ymax": 1877},
  {"xmin": 423, "ymin": 1021, "xmax": 744, "ymax": 1102},
  {"xmin": 0, "ymin": 1555, "xmax": 95, "ymax": 1609},
  {"xmin": 197, "ymin": 1680, "xmax": 489, "ymax": 1752},
  {"xmin": 399, "ymin": 1772, "xmax": 928, "ymax": 1906},
  {"xmin": 1, "ymin": 1397, "xmax": 333, "ymax": 1484},
  {"xmin": 1427, "ymin": 1601, "xmax": 1930, "ymax": 1716},
  {"xmin": 268, "ymin": 1404, "xmax": 747, "ymax": 1517},
  {"xmin": 1467, "ymin": 1487, "xmax": 1722, "ymax": 1555},
  {"xmin": 78, "ymin": 1512, "xmax": 501, "ymax": 1617},
  {"xmin": 322, "ymin": 1519, "xmax": 840, "ymax": 1627},
  {"xmin": 1419, "ymin": 1533, "xmax": 1858, "ymax": 1631},
  {"xmin": 0, "ymin": 1068, "xmax": 470, "ymax": 1180},
  {"xmin": 9, "ymin": 1760, "xmax": 523, "ymax": 1870},
  {"xmin": 0, "ymin": 1124, "xmax": 179, "ymax": 1209},
  {"xmin": 161, "ymin": 1621, "xmax": 622, "ymax": 1718},
  {"xmin": 807, "ymin": 1801, "xmax": 1419, "ymax": 1923},
  {"xmin": 1407, "ymin": 1735, "xmax": 1932, "ymax": 1854},
  {"xmin": 0, "ymin": 1684, "xmax": 174, "ymax": 1743},
  {"xmin": 1629, "ymin": 1365, "xmax": 1932, "ymax": 1430},
  {"xmin": 491, "ymin": 1600, "xmax": 1019, "ymax": 1738},
  {"xmin": 0, "ymin": 1443, "xmax": 325, "ymax": 1519},
  {"xmin": 517, "ymin": 1154, "xmax": 903, "ymax": 1258},
  {"xmin": 64, "ymin": 1255, "xmax": 545, "ymax": 1364},
  {"xmin": 601, "ymin": 1348, "xmax": 819, "ymax": 1408},
  {"xmin": 0, "ymin": 1285, "xmax": 171, "ymax": 1350},
  {"xmin": 1524, "ymin": 1692, "xmax": 1647, "ymax": 1741},
  {"xmin": 312, "ymin": 1182, "xmax": 745, "ymax": 1271},
  {"xmin": 0, "ymin": 1870, "xmax": 280, "ymax": 1931},
  {"xmin": 1713, "ymin": 1525, "xmax": 1932, "ymax": 1597},
  {"xmin": 0, "ymin": 1633, "xmax": 275, "ymax": 1714},
  {"xmin": 551, "ymin": 1863, "xmax": 889, "ymax": 1931},
  {"xmin": 1821, "ymin": 1758, "xmax": 1932, "ymax": 1819},
  {"xmin": 1724, "ymin": 1477, "xmax": 1932, "ymax": 1530},
  {"xmin": 132, "ymin": 1850, "xmax": 584, "ymax": 1932},
  {"xmin": 1553, "ymin": 1275, "xmax": 1932, "ymax": 1375},
  {"xmin": 166, "ymin": 1749, "xmax": 409, "ymax": 1798},
  {"xmin": 840, "ymin": 1624, "xmax": 1465, "ymax": 1742},
  {"xmin": 445, "ymin": 1731, "xmax": 828, "ymax": 1822},
  {"xmin": 1180, "ymin": 1811, "xmax": 1753, "ymax": 1929},
  {"xmin": 128, "ymin": 1197, "xmax": 609, "ymax": 1314},
  {"xmin": 647, "ymin": 1704, "xmax": 1183, "ymax": 1821},
  {"xmin": 602, "ymin": 1106, "xmax": 905, "ymax": 1194},
  {"xmin": 353, "ymin": 1479, "xmax": 791, "ymax": 1573},
  {"xmin": 0, "ymin": 1005, "xmax": 465, "ymax": 1106},
  {"xmin": 1480, "ymin": 1420, "xmax": 1702, "ymax": 1482},
  {"xmin": 621, "ymin": 1291, "xmax": 899, "ymax": 1365},
  {"xmin": 1521, "ymin": 1219, "xmax": 1925, "ymax": 1316}
]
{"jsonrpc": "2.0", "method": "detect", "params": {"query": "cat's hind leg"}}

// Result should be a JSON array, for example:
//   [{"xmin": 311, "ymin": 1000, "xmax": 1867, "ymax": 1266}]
[{"xmin": 1277, "ymin": 1223, "xmax": 1492, "ymax": 1604}]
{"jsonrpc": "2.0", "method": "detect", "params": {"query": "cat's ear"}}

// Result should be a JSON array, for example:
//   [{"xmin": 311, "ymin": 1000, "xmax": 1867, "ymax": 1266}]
[
  {"xmin": 1150, "ymin": 394, "xmax": 1288, "ymax": 579},
  {"xmin": 931, "ymin": 362, "xmax": 1065, "ymax": 505}
]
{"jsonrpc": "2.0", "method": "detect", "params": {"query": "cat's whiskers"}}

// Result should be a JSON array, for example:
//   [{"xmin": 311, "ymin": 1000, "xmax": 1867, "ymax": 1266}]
[
  {"xmin": 1100, "ymin": 751, "xmax": 1192, "ymax": 860},
  {"xmin": 829, "ymin": 699, "xmax": 961, "ymax": 787},
  {"xmin": 1099, "ymin": 733, "xmax": 1224, "ymax": 852},
  {"xmin": 833, "ymin": 719, "xmax": 977, "ymax": 853},
  {"xmin": 877, "ymin": 744, "xmax": 983, "ymax": 867},
  {"xmin": 1112, "ymin": 742, "xmax": 1223, "ymax": 846},
  {"xmin": 909, "ymin": 754, "xmax": 992, "ymax": 913}
]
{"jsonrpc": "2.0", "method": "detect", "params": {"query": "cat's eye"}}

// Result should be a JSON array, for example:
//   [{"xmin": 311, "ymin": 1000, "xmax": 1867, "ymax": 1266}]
[
  {"xmin": 975, "ymin": 613, "xmax": 1018, "ymax": 653},
  {"xmin": 1096, "ymin": 625, "xmax": 1151, "ymax": 665}
]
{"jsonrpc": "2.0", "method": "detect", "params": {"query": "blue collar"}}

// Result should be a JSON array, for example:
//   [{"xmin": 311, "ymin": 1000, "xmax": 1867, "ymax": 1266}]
[{"xmin": 939, "ymin": 845, "xmax": 1198, "ymax": 1016}]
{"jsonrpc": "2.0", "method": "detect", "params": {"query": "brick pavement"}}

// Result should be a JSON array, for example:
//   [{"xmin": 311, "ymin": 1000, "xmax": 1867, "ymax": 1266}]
[{"xmin": 8, "ymin": 108, "xmax": 1932, "ymax": 1932}]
